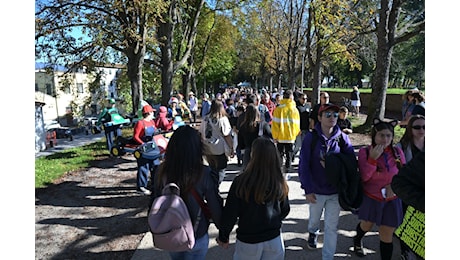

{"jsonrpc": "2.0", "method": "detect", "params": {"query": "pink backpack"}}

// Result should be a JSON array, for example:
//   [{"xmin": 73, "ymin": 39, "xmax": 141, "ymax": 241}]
[{"xmin": 148, "ymin": 183, "xmax": 196, "ymax": 251}]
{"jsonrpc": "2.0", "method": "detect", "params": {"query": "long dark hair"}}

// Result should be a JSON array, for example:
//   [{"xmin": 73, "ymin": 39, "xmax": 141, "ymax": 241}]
[
  {"xmin": 157, "ymin": 125, "xmax": 204, "ymax": 197},
  {"xmin": 235, "ymin": 137, "xmax": 289, "ymax": 204},
  {"xmin": 241, "ymin": 104, "xmax": 260, "ymax": 132},
  {"xmin": 400, "ymin": 114, "xmax": 425, "ymax": 150}
]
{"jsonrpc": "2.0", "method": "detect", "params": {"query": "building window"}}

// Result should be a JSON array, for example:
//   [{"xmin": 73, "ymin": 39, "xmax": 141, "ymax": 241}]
[
  {"xmin": 77, "ymin": 83, "xmax": 84, "ymax": 93},
  {"xmin": 46, "ymin": 83, "xmax": 54, "ymax": 96},
  {"xmin": 35, "ymin": 83, "xmax": 39, "ymax": 91}
]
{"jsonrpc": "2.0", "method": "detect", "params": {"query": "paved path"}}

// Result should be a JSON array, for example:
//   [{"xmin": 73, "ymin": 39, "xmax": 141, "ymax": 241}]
[
  {"xmin": 35, "ymin": 132, "xmax": 105, "ymax": 159},
  {"xmin": 131, "ymin": 155, "xmax": 401, "ymax": 260}
]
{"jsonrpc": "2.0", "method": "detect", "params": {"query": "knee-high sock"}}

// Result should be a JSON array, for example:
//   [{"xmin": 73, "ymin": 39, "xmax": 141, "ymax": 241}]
[{"xmin": 380, "ymin": 241, "xmax": 393, "ymax": 260}]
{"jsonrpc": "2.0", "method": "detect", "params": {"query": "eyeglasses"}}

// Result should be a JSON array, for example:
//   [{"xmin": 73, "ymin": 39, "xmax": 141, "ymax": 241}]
[
  {"xmin": 324, "ymin": 112, "xmax": 339, "ymax": 118},
  {"xmin": 412, "ymin": 125, "xmax": 425, "ymax": 130},
  {"xmin": 322, "ymin": 96, "xmax": 330, "ymax": 99}
]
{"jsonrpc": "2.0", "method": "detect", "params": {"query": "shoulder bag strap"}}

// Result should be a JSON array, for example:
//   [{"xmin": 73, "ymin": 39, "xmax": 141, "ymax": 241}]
[{"xmin": 191, "ymin": 189, "xmax": 212, "ymax": 220}]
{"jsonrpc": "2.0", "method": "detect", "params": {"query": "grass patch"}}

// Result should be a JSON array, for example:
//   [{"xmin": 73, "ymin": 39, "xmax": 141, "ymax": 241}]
[
  {"xmin": 303, "ymin": 87, "xmax": 420, "ymax": 95},
  {"xmin": 35, "ymin": 127, "xmax": 135, "ymax": 189},
  {"xmin": 35, "ymin": 140, "xmax": 108, "ymax": 188}
]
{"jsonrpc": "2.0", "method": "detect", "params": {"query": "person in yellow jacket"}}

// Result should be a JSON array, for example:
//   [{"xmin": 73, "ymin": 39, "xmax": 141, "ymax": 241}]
[{"xmin": 272, "ymin": 89, "xmax": 300, "ymax": 173}]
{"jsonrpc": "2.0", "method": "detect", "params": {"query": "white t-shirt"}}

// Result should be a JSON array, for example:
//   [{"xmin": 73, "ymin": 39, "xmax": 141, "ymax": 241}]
[{"xmin": 200, "ymin": 116, "xmax": 232, "ymax": 155}]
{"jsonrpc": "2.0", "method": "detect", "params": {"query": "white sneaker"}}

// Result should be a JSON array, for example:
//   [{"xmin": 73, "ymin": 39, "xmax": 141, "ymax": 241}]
[{"xmin": 138, "ymin": 187, "xmax": 151, "ymax": 195}]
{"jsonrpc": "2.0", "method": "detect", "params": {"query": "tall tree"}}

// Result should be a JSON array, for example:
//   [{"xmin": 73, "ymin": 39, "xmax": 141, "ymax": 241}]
[
  {"xmin": 35, "ymin": 0, "xmax": 166, "ymax": 114},
  {"xmin": 362, "ymin": 0, "xmax": 424, "ymax": 128}
]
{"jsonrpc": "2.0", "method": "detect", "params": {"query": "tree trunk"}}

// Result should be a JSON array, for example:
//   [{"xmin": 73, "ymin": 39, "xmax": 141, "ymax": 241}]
[
  {"xmin": 126, "ymin": 42, "xmax": 146, "ymax": 115},
  {"xmin": 158, "ymin": 14, "xmax": 174, "ymax": 106},
  {"xmin": 362, "ymin": 0, "xmax": 400, "ymax": 128},
  {"xmin": 310, "ymin": 45, "xmax": 323, "ymax": 106}
]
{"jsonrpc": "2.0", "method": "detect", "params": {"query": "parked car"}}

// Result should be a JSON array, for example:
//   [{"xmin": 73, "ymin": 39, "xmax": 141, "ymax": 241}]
[{"xmin": 44, "ymin": 121, "xmax": 73, "ymax": 141}]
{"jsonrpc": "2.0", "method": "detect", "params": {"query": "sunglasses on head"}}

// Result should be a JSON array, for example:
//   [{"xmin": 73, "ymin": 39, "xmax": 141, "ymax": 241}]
[
  {"xmin": 412, "ymin": 125, "xmax": 425, "ymax": 130},
  {"xmin": 324, "ymin": 111, "xmax": 339, "ymax": 118}
]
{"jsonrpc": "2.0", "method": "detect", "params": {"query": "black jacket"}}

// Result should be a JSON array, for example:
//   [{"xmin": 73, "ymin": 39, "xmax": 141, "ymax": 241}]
[
  {"xmin": 392, "ymin": 151, "xmax": 425, "ymax": 212},
  {"xmin": 325, "ymin": 152, "xmax": 363, "ymax": 211},
  {"xmin": 218, "ymin": 175, "xmax": 290, "ymax": 243}
]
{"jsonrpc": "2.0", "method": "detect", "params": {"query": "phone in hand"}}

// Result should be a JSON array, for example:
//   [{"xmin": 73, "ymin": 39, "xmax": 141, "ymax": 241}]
[{"xmin": 381, "ymin": 188, "xmax": 387, "ymax": 198}]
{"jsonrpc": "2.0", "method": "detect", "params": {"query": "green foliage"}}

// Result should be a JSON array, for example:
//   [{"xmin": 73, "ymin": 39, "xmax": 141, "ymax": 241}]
[{"xmin": 35, "ymin": 140, "xmax": 108, "ymax": 188}]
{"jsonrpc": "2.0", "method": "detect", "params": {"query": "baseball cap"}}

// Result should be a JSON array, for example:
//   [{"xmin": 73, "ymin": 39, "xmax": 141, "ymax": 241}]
[
  {"xmin": 109, "ymin": 98, "xmax": 116, "ymax": 104},
  {"xmin": 159, "ymin": 106, "xmax": 167, "ymax": 114},
  {"xmin": 142, "ymin": 104, "xmax": 155, "ymax": 114},
  {"xmin": 318, "ymin": 103, "xmax": 340, "ymax": 114}
]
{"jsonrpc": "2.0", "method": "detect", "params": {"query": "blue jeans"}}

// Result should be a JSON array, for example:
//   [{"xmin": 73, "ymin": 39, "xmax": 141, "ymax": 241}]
[
  {"xmin": 169, "ymin": 233, "xmax": 209, "ymax": 260},
  {"xmin": 308, "ymin": 193, "xmax": 340, "ymax": 260},
  {"xmin": 234, "ymin": 234, "xmax": 285, "ymax": 260},
  {"xmin": 136, "ymin": 157, "xmax": 156, "ymax": 189}
]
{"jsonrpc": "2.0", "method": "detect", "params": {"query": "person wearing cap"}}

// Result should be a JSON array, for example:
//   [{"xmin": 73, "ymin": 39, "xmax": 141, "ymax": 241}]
[
  {"xmin": 188, "ymin": 91, "xmax": 199, "ymax": 126},
  {"xmin": 96, "ymin": 98, "xmax": 119, "ymax": 126},
  {"xmin": 271, "ymin": 89, "xmax": 300, "ymax": 173},
  {"xmin": 96, "ymin": 98, "xmax": 120, "ymax": 151},
  {"xmin": 167, "ymin": 97, "xmax": 184, "ymax": 119},
  {"xmin": 133, "ymin": 104, "xmax": 158, "ymax": 195},
  {"xmin": 154, "ymin": 106, "xmax": 173, "ymax": 132},
  {"xmin": 298, "ymin": 103, "xmax": 355, "ymax": 260}
]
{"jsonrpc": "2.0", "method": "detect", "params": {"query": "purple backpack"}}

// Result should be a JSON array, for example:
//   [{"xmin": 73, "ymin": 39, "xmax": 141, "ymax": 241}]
[{"xmin": 148, "ymin": 183, "xmax": 195, "ymax": 251}]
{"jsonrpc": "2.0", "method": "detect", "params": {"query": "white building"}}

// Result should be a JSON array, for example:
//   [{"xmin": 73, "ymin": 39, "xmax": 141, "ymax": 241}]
[{"xmin": 35, "ymin": 63, "xmax": 123, "ymax": 126}]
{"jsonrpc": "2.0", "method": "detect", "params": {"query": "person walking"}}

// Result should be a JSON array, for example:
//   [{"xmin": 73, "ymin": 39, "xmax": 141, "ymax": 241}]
[
  {"xmin": 271, "ymin": 90, "xmax": 300, "ymax": 173},
  {"xmin": 199, "ymin": 99, "xmax": 234, "ymax": 186},
  {"xmin": 292, "ymin": 93, "xmax": 311, "ymax": 161},
  {"xmin": 238, "ymin": 104, "xmax": 272, "ymax": 169},
  {"xmin": 391, "ymin": 151, "xmax": 425, "ymax": 260},
  {"xmin": 96, "ymin": 98, "xmax": 121, "ymax": 151},
  {"xmin": 298, "ymin": 103, "xmax": 355, "ymax": 260},
  {"xmin": 151, "ymin": 125, "xmax": 223, "ymax": 260},
  {"xmin": 352, "ymin": 118, "xmax": 406, "ymax": 259},
  {"xmin": 350, "ymin": 86, "xmax": 361, "ymax": 116},
  {"xmin": 201, "ymin": 93, "xmax": 212, "ymax": 119},
  {"xmin": 217, "ymin": 137, "xmax": 290, "ymax": 260},
  {"xmin": 309, "ymin": 91, "xmax": 330, "ymax": 130},
  {"xmin": 133, "ymin": 104, "xmax": 158, "ymax": 195},
  {"xmin": 188, "ymin": 91, "xmax": 199, "ymax": 126},
  {"xmin": 395, "ymin": 114, "xmax": 424, "ymax": 259}
]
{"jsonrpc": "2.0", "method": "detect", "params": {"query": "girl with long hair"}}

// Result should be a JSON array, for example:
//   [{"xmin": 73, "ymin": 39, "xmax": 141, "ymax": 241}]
[
  {"xmin": 152, "ymin": 125, "xmax": 223, "ymax": 260},
  {"xmin": 217, "ymin": 137, "xmax": 290, "ymax": 259},
  {"xmin": 199, "ymin": 99, "xmax": 234, "ymax": 185},
  {"xmin": 238, "ymin": 104, "xmax": 272, "ymax": 169},
  {"xmin": 352, "ymin": 119, "xmax": 406, "ymax": 259}
]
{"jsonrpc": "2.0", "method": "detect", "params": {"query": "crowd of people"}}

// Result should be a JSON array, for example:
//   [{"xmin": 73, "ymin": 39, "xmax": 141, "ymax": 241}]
[{"xmin": 98, "ymin": 85, "xmax": 425, "ymax": 260}]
